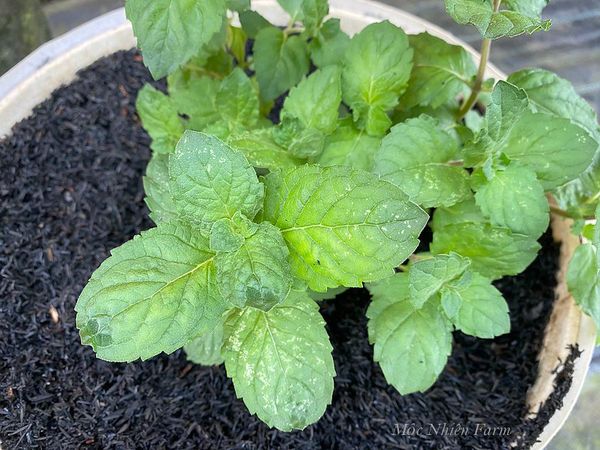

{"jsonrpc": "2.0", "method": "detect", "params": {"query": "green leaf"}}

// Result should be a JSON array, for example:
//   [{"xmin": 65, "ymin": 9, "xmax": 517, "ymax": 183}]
[
  {"xmin": 444, "ymin": 0, "xmax": 550, "ymax": 39},
  {"xmin": 184, "ymin": 320, "xmax": 225, "ymax": 366},
  {"xmin": 567, "ymin": 244, "xmax": 600, "ymax": 328},
  {"xmin": 367, "ymin": 273, "xmax": 453, "ymax": 394},
  {"xmin": 317, "ymin": 117, "xmax": 381, "ymax": 171},
  {"xmin": 342, "ymin": 21, "xmax": 413, "ymax": 136},
  {"xmin": 274, "ymin": 66, "xmax": 342, "ymax": 160},
  {"xmin": 486, "ymin": 80, "xmax": 529, "ymax": 142},
  {"xmin": 215, "ymin": 222, "xmax": 293, "ymax": 311},
  {"xmin": 227, "ymin": 128, "xmax": 305, "ymax": 170},
  {"xmin": 431, "ymin": 197, "xmax": 487, "ymax": 229},
  {"xmin": 262, "ymin": 165, "xmax": 428, "ymax": 291},
  {"xmin": 126, "ymin": 0, "xmax": 227, "ymax": 79},
  {"xmin": 143, "ymin": 153, "xmax": 178, "ymax": 224},
  {"xmin": 226, "ymin": 0, "xmax": 249, "ymax": 12},
  {"xmin": 239, "ymin": 10, "xmax": 272, "ymax": 39},
  {"xmin": 402, "ymin": 32, "xmax": 477, "ymax": 109},
  {"xmin": 475, "ymin": 164, "xmax": 549, "ymax": 238},
  {"xmin": 309, "ymin": 18, "xmax": 351, "ymax": 68},
  {"xmin": 253, "ymin": 27, "xmax": 310, "ymax": 101},
  {"xmin": 281, "ymin": 66, "xmax": 342, "ymax": 135},
  {"xmin": 223, "ymin": 291, "xmax": 335, "ymax": 431},
  {"xmin": 440, "ymin": 289, "xmax": 462, "ymax": 319},
  {"xmin": 309, "ymin": 286, "xmax": 348, "ymax": 301},
  {"xmin": 76, "ymin": 222, "xmax": 226, "ymax": 362},
  {"xmin": 507, "ymin": 68, "xmax": 600, "ymax": 217},
  {"xmin": 466, "ymin": 81, "xmax": 596, "ymax": 190},
  {"xmin": 274, "ymin": 120, "xmax": 326, "ymax": 159},
  {"xmin": 277, "ymin": 0, "xmax": 328, "ymax": 34},
  {"xmin": 227, "ymin": 26, "xmax": 248, "ymax": 66},
  {"xmin": 443, "ymin": 273, "xmax": 510, "ymax": 338},
  {"xmin": 464, "ymin": 110, "xmax": 485, "ymax": 134},
  {"xmin": 167, "ymin": 73, "xmax": 220, "ymax": 131},
  {"xmin": 507, "ymin": 68, "xmax": 598, "ymax": 136},
  {"xmin": 500, "ymin": 110, "xmax": 596, "ymax": 189},
  {"xmin": 212, "ymin": 67, "xmax": 260, "ymax": 136},
  {"xmin": 169, "ymin": 131, "xmax": 264, "ymax": 227},
  {"xmin": 136, "ymin": 84, "xmax": 184, "ymax": 154},
  {"xmin": 567, "ymin": 204, "xmax": 600, "ymax": 328},
  {"xmin": 431, "ymin": 203, "xmax": 541, "ymax": 279},
  {"xmin": 374, "ymin": 115, "xmax": 471, "ymax": 208},
  {"xmin": 409, "ymin": 253, "xmax": 471, "ymax": 308},
  {"xmin": 209, "ymin": 218, "xmax": 245, "ymax": 252},
  {"xmin": 504, "ymin": 0, "xmax": 549, "ymax": 17}
]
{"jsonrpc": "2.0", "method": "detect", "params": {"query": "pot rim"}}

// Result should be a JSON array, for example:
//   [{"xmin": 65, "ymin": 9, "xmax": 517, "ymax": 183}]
[{"xmin": 0, "ymin": 1, "xmax": 595, "ymax": 448}]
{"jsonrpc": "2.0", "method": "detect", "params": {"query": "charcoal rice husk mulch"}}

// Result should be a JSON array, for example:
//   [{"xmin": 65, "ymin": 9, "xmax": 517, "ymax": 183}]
[{"xmin": 0, "ymin": 50, "xmax": 580, "ymax": 450}]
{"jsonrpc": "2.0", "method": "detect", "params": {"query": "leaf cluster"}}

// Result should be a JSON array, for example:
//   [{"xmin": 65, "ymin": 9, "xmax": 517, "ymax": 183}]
[{"xmin": 75, "ymin": 0, "xmax": 600, "ymax": 432}]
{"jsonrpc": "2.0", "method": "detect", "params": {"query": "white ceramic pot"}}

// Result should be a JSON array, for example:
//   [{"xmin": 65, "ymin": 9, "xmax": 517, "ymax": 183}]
[{"xmin": 0, "ymin": 1, "xmax": 595, "ymax": 448}]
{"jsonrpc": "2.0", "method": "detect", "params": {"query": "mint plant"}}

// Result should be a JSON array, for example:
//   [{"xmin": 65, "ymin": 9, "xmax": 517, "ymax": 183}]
[{"xmin": 76, "ymin": 0, "xmax": 600, "ymax": 431}]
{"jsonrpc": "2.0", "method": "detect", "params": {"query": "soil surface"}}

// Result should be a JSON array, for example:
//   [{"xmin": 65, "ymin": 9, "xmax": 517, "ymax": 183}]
[{"xmin": 0, "ymin": 50, "xmax": 577, "ymax": 449}]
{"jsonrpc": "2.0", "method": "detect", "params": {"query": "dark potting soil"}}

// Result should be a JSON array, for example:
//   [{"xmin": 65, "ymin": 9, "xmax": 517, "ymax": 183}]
[{"xmin": 0, "ymin": 49, "xmax": 579, "ymax": 450}]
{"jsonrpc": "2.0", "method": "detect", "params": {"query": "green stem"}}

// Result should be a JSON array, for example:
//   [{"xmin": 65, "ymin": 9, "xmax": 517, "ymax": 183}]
[
  {"xmin": 456, "ymin": 0, "xmax": 501, "ymax": 121},
  {"xmin": 550, "ymin": 205, "xmax": 572, "ymax": 219},
  {"xmin": 283, "ymin": 25, "xmax": 305, "ymax": 37},
  {"xmin": 283, "ymin": 17, "xmax": 304, "ymax": 37}
]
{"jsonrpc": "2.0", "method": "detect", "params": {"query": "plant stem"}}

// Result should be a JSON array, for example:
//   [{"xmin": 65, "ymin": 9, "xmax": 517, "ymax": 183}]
[
  {"xmin": 549, "ymin": 205, "xmax": 596, "ymax": 221},
  {"xmin": 283, "ymin": 18, "xmax": 304, "ymax": 37},
  {"xmin": 549, "ymin": 205, "xmax": 572, "ymax": 219},
  {"xmin": 456, "ymin": 0, "xmax": 502, "ymax": 121}
]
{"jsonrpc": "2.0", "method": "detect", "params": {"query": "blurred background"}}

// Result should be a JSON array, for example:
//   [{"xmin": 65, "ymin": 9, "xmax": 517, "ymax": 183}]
[{"xmin": 1, "ymin": 0, "xmax": 599, "ymax": 448}]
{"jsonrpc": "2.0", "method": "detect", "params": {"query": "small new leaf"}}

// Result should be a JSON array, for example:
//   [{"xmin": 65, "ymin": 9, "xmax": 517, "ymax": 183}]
[
  {"xmin": 342, "ymin": 21, "xmax": 413, "ymax": 136},
  {"xmin": 367, "ymin": 273, "xmax": 453, "ymax": 394},
  {"xmin": 212, "ymin": 67, "xmax": 260, "ymax": 137},
  {"xmin": 126, "ymin": 0, "xmax": 227, "ymax": 78},
  {"xmin": 226, "ymin": 0, "xmax": 250, "ymax": 12},
  {"xmin": 228, "ymin": 129, "xmax": 305, "ymax": 170},
  {"xmin": 443, "ymin": 273, "xmax": 510, "ymax": 338},
  {"xmin": 277, "ymin": 0, "xmax": 329, "ymax": 35},
  {"xmin": 274, "ymin": 119, "xmax": 325, "ymax": 159},
  {"xmin": 281, "ymin": 66, "xmax": 342, "ymax": 136},
  {"xmin": 169, "ymin": 131, "xmax": 264, "ymax": 227},
  {"xmin": 402, "ymin": 32, "xmax": 477, "ymax": 109},
  {"xmin": 262, "ymin": 165, "xmax": 428, "ymax": 291},
  {"xmin": 474, "ymin": 164, "xmax": 549, "ymax": 238},
  {"xmin": 239, "ymin": 10, "xmax": 271, "ymax": 39},
  {"xmin": 184, "ymin": 320, "xmax": 225, "ymax": 366},
  {"xmin": 567, "ymin": 205, "xmax": 600, "ymax": 328},
  {"xmin": 431, "ymin": 199, "xmax": 541, "ymax": 279},
  {"xmin": 209, "ymin": 218, "xmax": 245, "ymax": 253},
  {"xmin": 215, "ymin": 222, "xmax": 293, "ymax": 311},
  {"xmin": 143, "ymin": 153, "xmax": 178, "ymax": 224},
  {"xmin": 76, "ymin": 222, "xmax": 225, "ymax": 362},
  {"xmin": 167, "ymin": 73, "xmax": 220, "ymax": 131},
  {"xmin": 253, "ymin": 27, "xmax": 310, "ymax": 101},
  {"xmin": 374, "ymin": 115, "xmax": 471, "ymax": 208},
  {"xmin": 444, "ymin": 0, "xmax": 550, "ymax": 39},
  {"xmin": 223, "ymin": 291, "xmax": 335, "ymax": 431},
  {"xmin": 310, "ymin": 18, "xmax": 351, "ymax": 68},
  {"xmin": 317, "ymin": 117, "xmax": 381, "ymax": 171},
  {"xmin": 409, "ymin": 253, "xmax": 471, "ymax": 308},
  {"xmin": 136, "ymin": 84, "xmax": 184, "ymax": 154}
]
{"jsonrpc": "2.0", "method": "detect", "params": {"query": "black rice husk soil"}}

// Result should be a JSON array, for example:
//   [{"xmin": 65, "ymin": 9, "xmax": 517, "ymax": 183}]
[{"xmin": 0, "ymin": 50, "xmax": 579, "ymax": 450}]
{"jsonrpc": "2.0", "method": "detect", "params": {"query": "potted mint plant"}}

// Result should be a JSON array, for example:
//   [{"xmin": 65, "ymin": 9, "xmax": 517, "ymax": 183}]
[{"xmin": 78, "ymin": 0, "xmax": 600, "ymax": 437}]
